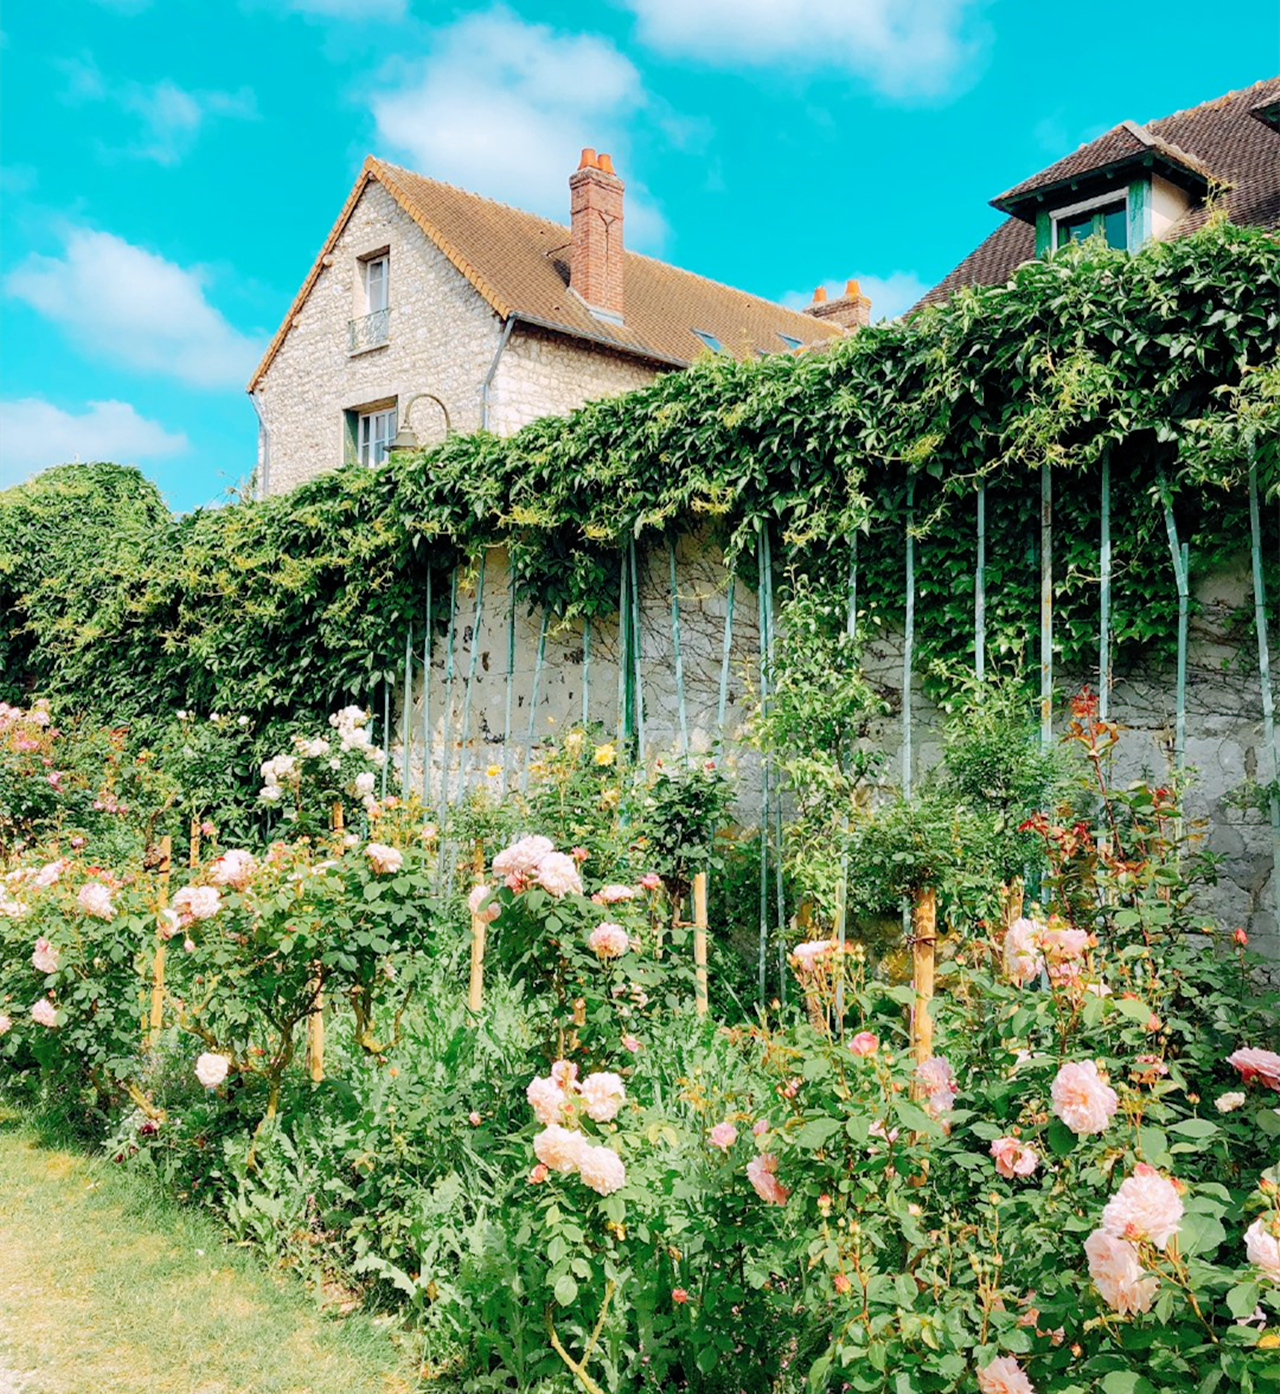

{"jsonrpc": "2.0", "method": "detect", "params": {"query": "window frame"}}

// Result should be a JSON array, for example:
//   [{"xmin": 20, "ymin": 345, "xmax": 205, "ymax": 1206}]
[
  {"xmin": 1049, "ymin": 190, "xmax": 1129, "ymax": 252},
  {"xmin": 347, "ymin": 403, "xmax": 397, "ymax": 468},
  {"xmin": 360, "ymin": 250, "xmax": 391, "ymax": 315}
]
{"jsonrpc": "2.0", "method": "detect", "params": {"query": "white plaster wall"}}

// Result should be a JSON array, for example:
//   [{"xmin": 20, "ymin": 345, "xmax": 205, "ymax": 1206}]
[
  {"xmin": 256, "ymin": 180, "xmax": 503, "ymax": 495},
  {"xmin": 1150, "ymin": 173, "xmax": 1193, "ymax": 241}
]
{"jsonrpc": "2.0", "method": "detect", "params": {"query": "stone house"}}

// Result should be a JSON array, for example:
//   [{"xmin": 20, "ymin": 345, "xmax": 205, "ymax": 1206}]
[
  {"xmin": 247, "ymin": 150, "xmax": 862, "ymax": 496},
  {"xmin": 918, "ymin": 76, "xmax": 1280, "ymax": 306}
]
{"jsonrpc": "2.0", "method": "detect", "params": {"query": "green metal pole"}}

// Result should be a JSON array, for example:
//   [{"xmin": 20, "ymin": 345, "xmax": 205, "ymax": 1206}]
[
  {"xmin": 437, "ymin": 567, "xmax": 458, "ymax": 829},
  {"xmin": 975, "ymin": 484, "xmax": 986, "ymax": 682},
  {"xmin": 617, "ymin": 550, "xmax": 629, "ymax": 747},
  {"xmin": 582, "ymin": 617, "xmax": 591, "ymax": 728},
  {"xmin": 1040, "ymin": 466, "xmax": 1053, "ymax": 753},
  {"xmin": 380, "ymin": 681, "xmax": 390, "ymax": 801},
  {"xmin": 669, "ymin": 536, "xmax": 688, "ymax": 760},
  {"xmin": 400, "ymin": 623, "xmax": 413, "ymax": 795},
  {"xmin": 1248, "ymin": 456, "xmax": 1280, "ymax": 938},
  {"xmin": 717, "ymin": 571, "xmax": 735, "ymax": 741},
  {"xmin": 629, "ymin": 537, "xmax": 645, "ymax": 763},
  {"xmin": 763, "ymin": 525, "xmax": 785, "ymax": 1004},
  {"xmin": 502, "ymin": 563, "xmax": 517, "ymax": 796},
  {"xmin": 757, "ymin": 521, "xmax": 770, "ymax": 1008},
  {"xmin": 521, "ymin": 611, "xmax": 549, "ymax": 797},
  {"xmin": 1158, "ymin": 473, "xmax": 1189, "ymax": 771},
  {"xmin": 1099, "ymin": 455, "xmax": 1111, "ymax": 721},
  {"xmin": 848, "ymin": 533, "xmax": 858, "ymax": 644},
  {"xmin": 457, "ymin": 551, "xmax": 486, "ymax": 802},
  {"xmin": 903, "ymin": 480, "xmax": 915, "ymax": 797},
  {"xmin": 421, "ymin": 569, "xmax": 432, "ymax": 809}
]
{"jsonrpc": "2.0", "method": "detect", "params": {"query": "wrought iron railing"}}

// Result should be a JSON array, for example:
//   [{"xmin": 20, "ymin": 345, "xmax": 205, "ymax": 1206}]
[{"xmin": 348, "ymin": 307, "xmax": 390, "ymax": 353}]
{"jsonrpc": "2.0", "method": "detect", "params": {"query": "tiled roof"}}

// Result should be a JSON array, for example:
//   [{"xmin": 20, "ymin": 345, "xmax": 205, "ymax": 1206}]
[
  {"xmin": 248, "ymin": 157, "xmax": 841, "ymax": 391},
  {"xmin": 918, "ymin": 77, "xmax": 1280, "ymax": 309}
]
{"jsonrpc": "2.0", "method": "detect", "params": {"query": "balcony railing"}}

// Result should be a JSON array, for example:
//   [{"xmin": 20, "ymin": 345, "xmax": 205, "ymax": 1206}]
[{"xmin": 348, "ymin": 307, "xmax": 390, "ymax": 354}]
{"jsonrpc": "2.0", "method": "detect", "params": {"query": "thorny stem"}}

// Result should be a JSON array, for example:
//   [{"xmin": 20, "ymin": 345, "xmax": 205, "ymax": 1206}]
[{"xmin": 546, "ymin": 1281, "xmax": 615, "ymax": 1394}]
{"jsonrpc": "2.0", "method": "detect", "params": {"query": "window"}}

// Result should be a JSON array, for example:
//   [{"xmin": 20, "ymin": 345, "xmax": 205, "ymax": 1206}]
[
  {"xmin": 777, "ymin": 332, "xmax": 804, "ymax": 351},
  {"xmin": 691, "ymin": 329, "xmax": 722, "ymax": 353},
  {"xmin": 356, "ymin": 407, "xmax": 396, "ymax": 467},
  {"xmin": 1052, "ymin": 196, "xmax": 1128, "ymax": 251},
  {"xmin": 362, "ymin": 253, "xmax": 390, "ymax": 313}
]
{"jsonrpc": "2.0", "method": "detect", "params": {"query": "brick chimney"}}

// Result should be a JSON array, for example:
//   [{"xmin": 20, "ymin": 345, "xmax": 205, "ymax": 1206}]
[
  {"xmin": 569, "ymin": 148, "xmax": 625, "ymax": 321},
  {"xmin": 804, "ymin": 279, "xmax": 872, "ymax": 331}
]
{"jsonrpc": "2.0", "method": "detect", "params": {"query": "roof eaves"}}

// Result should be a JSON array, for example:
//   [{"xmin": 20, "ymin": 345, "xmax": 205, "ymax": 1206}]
[
  {"xmin": 991, "ymin": 145, "xmax": 1213, "ymax": 220},
  {"xmin": 510, "ymin": 310, "xmax": 691, "ymax": 370}
]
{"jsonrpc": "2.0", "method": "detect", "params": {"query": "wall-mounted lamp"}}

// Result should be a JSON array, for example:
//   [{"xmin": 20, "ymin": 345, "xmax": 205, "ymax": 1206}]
[{"xmin": 391, "ymin": 392, "xmax": 451, "ymax": 450}]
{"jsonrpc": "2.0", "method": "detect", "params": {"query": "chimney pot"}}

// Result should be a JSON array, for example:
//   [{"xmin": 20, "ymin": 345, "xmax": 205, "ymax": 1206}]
[
  {"xmin": 845, "ymin": 278, "xmax": 861, "ymax": 297},
  {"xmin": 569, "ymin": 148, "xmax": 625, "ymax": 320},
  {"xmin": 812, "ymin": 286, "xmax": 828, "ymax": 303}
]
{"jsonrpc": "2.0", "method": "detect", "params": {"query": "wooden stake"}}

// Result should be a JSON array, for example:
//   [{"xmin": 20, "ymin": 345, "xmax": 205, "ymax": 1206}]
[
  {"xmin": 910, "ymin": 886, "xmax": 937, "ymax": 1070},
  {"xmin": 468, "ymin": 841, "xmax": 486, "ymax": 1014},
  {"xmin": 189, "ymin": 817, "xmax": 200, "ymax": 869},
  {"xmin": 148, "ymin": 835, "xmax": 172, "ymax": 1042},
  {"xmin": 309, "ymin": 804, "xmax": 344, "ymax": 1083},
  {"xmin": 693, "ymin": 871, "xmax": 709, "ymax": 1016},
  {"xmin": 1001, "ymin": 878, "xmax": 1024, "ymax": 931}
]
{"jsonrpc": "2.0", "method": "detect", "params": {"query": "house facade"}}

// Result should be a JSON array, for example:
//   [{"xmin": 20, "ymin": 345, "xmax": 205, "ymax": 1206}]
[
  {"xmin": 919, "ymin": 76, "xmax": 1280, "ymax": 305},
  {"xmin": 248, "ymin": 152, "xmax": 861, "ymax": 496}
]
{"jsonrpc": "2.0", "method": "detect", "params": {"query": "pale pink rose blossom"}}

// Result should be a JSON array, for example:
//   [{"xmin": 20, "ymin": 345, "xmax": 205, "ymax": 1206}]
[
  {"xmin": 578, "ymin": 1144, "xmax": 626, "ymax": 1196},
  {"xmin": 468, "ymin": 884, "xmax": 500, "ymax": 923},
  {"xmin": 638, "ymin": 873, "xmax": 662, "ymax": 891},
  {"xmin": 1003, "ymin": 917, "xmax": 1044, "ymax": 986},
  {"xmin": 596, "ymin": 884, "xmax": 636, "ymax": 904},
  {"xmin": 0, "ymin": 1013, "xmax": 11, "ymax": 1036},
  {"xmin": 976, "ymin": 1355, "xmax": 1036, "ymax": 1394},
  {"xmin": 195, "ymin": 1053, "xmax": 230, "ymax": 1088},
  {"xmin": 578, "ymin": 1072, "xmax": 626, "ymax": 1122},
  {"xmin": 493, "ymin": 835, "xmax": 555, "ymax": 884},
  {"xmin": 588, "ymin": 922, "xmax": 630, "ymax": 959},
  {"xmin": 33, "ymin": 860, "xmax": 66, "ymax": 889},
  {"xmin": 1245, "ymin": 1218, "xmax": 1280, "ymax": 1280},
  {"xmin": 173, "ymin": 885, "xmax": 221, "ymax": 922},
  {"xmin": 527, "ymin": 1163, "xmax": 549, "ymax": 1184},
  {"xmin": 1051, "ymin": 1060, "xmax": 1118, "ymax": 1135},
  {"xmin": 1215, "ymin": 1091, "xmax": 1247, "ymax": 1113},
  {"xmin": 708, "ymin": 1122, "xmax": 738, "ymax": 1150},
  {"xmin": 746, "ymin": 1153, "xmax": 789, "ymax": 1206},
  {"xmin": 32, "ymin": 938, "xmax": 59, "ymax": 974},
  {"xmin": 791, "ymin": 939, "xmax": 837, "ymax": 974},
  {"xmin": 527, "ymin": 1076, "xmax": 568, "ymax": 1126},
  {"xmin": 917, "ymin": 1054, "xmax": 957, "ymax": 1113},
  {"xmin": 209, "ymin": 849, "xmax": 256, "ymax": 890},
  {"xmin": 77, "ymin": 881, "xmax": 115, "ymax": 920},
  {"xmin": 621, "ymin": 1033, "xmax": 642, "ymax": 1053},
  {"xmin": 1085, "ymin": 1230, "xmax": 1158, "ymax": 1314},
  {"xmin": 365, "ymin": 843, "xmax": 403, "ymax": 875},
  {"xmin": 30, "ymin": 999, "xmax": 57, "ymax": 1028},
  {"xmin": 1041, "ymin": 924, "xmax": 1089, "ymax": 966},
  {"xmin": 990, "ymin": 1136, "xmax": 1038, "ymax": 1179},
  {"xmin": 157, "ymin": 908, "xmax": 181, "ymax": 941},
  {"xmin": 1227, "ymin": 1047, "xmax": 1280, "ymax": 1091},
  {"xmin": 752, "ymin": 1118, "xmax": 770, "ymax": 1137},
  {"xmin": 550, "ymin": 1059, "xmax": 579, "ymax": 1089},
  {"xmin": 469, "ymin": 1111, "xmax": 482, "ymax": 1127},
  {"xmin": 848, "ymin": 1031, "xmax": 878, "ymax": 1057},
  {"xmin": 534, "ymin": 852, "xmax": 583, "ymax": 898},
  {"xmin": 1101, "ymin": 1164, "xmax": 1184, "ymax": 1250},
  {"xmin": 534, "ymin": 1124, "xmax": 588, "ymax": 1174}
]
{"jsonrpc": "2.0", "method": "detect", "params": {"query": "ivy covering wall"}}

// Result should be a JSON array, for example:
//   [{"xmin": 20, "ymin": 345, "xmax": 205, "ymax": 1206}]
[{"xmin": 1, "ymin": 219, "xmax": 1277, "ymax": 738}]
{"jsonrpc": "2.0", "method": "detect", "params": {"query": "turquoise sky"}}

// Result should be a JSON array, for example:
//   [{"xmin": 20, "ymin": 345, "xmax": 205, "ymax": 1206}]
[{"xmin": 1, "ymin": 2, "xmax": 1274, "ymax": 511}]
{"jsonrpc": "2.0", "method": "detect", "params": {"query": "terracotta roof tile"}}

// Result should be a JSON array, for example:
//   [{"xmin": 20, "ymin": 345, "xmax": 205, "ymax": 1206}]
[
  {"xmin": 917, "ymin": 77, "xmax": 1280, "ymax": 310},
  {"xmin": 249, "ymin": 157, "xmax": 840, "ymax": 391}
]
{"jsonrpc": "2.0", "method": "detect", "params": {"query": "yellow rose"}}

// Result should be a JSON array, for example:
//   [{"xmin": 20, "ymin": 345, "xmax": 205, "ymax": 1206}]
[{"xmin": 594, "ymin": 743, "xmax": 616, "ymax": 767}]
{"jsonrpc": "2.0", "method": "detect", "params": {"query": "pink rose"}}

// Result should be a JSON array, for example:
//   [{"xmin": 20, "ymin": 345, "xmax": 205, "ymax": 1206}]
[
  {"xmin": 534, "ymin": 852, "xmax": 583, "ymax": 898},
  {"xmin": 1051, "ymin": 1060, "xmax": 1118, "ymax": 1135},
  {"xmin": 468, "ymin": 1111, "xmax": 482, "ymax": 1127},
  {"xmin": 1228, "ymin": 1047, "xmax": 1280, "ymax": 1091},
  {"xmin": 638, "ymin": 873, "xmax": 662, "ymax": 891},
  {"xmin": 578, "ymin": 1071, "xmax": 626, "ymax": 1123},
  {"xmin": 209, "ymin": 849, "xmax": 256, "ymax": 890},
  {"xmin": 550, "ymin": 1059, "xmax": 579, "ymax": 1089},
  {"xmin": 595, "ymin": 884, "xmax": 635, "ymax": 904},
  {"xmin": 1100, "ymin": 1163, "xmax": 1183, "ymax": 1250},
  {"xmin": 173, "ymin": 885, "xmax": 221, "ymax": 923},
  {"xmin": 578, "ymin": 1144, "xmax": 626, "ymax": 1196},
  {"xmin": 1084, "ymin": 1230, "xmax": 1158, "ymax": 1314},
  {"xmin": 365, "ymin": 842, "xmax": 403, "ymax": 875},
  {"xmin": 468, "ymin": 884, "xmax": 500, "ymax": 923},
  {"xmin": 588, "ymin": 922, "xmax": 630, "ymax": 959},
  {"xmin": 194, "ymin": 1052, "xmax": 230, "ymax": 1088},
  {"xmin": 708, "ymin": 1122, "xmax": 738, "ymax": 1150},
  {"xmin": 528, "ymin": 1163, "xmax": 549, "ymax": 1184},
  {"xmin": 492, "ymin": 835, "xmax": 554, "ymax": 885},
  {"xmin": 671, "ymin": 1287, "xmax": 689, "ymax": 1305},
  {"xmin": 1003, "ymin": 917, "xmax": 1044, "ymax": 986},
  {"xmin": 752, "ymin": 1118, "xmax": 770, "ymax": 1137},
  {"xmin": 976, "ymin": 1355, "xmax": 1036, "ymax": 1394},
  {"xmin": 746, "ymin": 1153, "xmax": 788, "ymax": 1206},
  {"xmin": 791, "ymin": 938, "xmax": 837, "ymax": 975},
  {"xmin": 990, "ymin": 1136, "xmax": 1038, "ymax": 1180},
  {"xmin": 533, "ymin": 1125, "xmax": 588, "ymax": 1174},
  {"xmin": 1244, "ymin": 1217, "xmax": 1280, "ymax": 1280},
  {"xmin": 848, "ymin": 1031, "xmax": 878, "ymax": 1057},
  {"xmin": 77, "ymin": 881, "xmax": 115, "ymax": 920},
  {"xmin": 917, "ymin": 1054, "xmax": 957, "ymax": 1114},
  {"xmin": 526, "ymin": 1076, "xmax": 568, "ymax": 1126},
  {"xmin": 30, "ymin": 998, "xmax": 57, "ymax": 1028},
  {"xmin": 32, "ymin": 937, "xmax": 59, "ymax": 974},
  {"xmin": 621, "ymin": 1033, "xmax": 642, "ymax": 1053}
]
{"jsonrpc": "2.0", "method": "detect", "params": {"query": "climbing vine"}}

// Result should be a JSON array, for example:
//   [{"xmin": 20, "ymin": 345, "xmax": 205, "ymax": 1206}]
[{"xmin": 1, "ymin": 219, "xmax": 1276, "ymax": 740}]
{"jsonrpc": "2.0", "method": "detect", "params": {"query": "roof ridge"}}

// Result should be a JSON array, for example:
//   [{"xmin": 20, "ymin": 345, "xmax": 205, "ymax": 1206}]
[{"xmin": 1145, "ymin": 75, "xmax": 1280, "ymax": 130}]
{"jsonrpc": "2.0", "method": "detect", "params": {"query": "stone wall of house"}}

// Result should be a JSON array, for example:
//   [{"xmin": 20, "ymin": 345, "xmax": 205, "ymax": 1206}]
[
  {"xmin": 388, "ymin": 539, "xmax": 1279, "ymax": 960},
  {"xmin": 255, "ymin": 180, "xmax": 665, "ymax": 496},
  {"xmin": 491, "ymin": 325, "xmax": 662, "ymax": 434}
]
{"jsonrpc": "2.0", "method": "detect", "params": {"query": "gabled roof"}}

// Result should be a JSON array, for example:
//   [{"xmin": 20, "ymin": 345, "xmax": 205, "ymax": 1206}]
[
  {"xmin": 248, "ymin": 156, "xmax": 842, "ymax": 392},
  {"xmin": 919, "ymin": 77, "xmax": 1280, "ymax": 309}
]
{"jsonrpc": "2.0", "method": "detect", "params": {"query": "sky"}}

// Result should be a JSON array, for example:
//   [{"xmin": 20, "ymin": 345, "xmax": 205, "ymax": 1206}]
[{"xmin": 1, "ymin": 2, "xmax": 1275, "ymax": 512}]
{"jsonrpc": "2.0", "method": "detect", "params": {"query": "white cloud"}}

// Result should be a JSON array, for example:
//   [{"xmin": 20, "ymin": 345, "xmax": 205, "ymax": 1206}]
[
  {"xmin": 370, "ymin": 7, "xmax": 667, "ymax": 247},
  {"xmin": 6, "ymin": 227, "xmax": 263, "ymax": 389},
  {"xmin": 58, "ymin": 55, "xmax": 256, "ymax": 165},
  {"xmin": 282, "ymin": 0, "xmax": 406, "ymax": 16},
  {"xmin": 783, "ymin": 271, "xmax": 931, "ymax": 322},
  {"xmin": 0, "ymin": 399, "xmax": 187, "ymax": 485},
  {"xmin": 621, "ymin": 0, "xmax": 987, "ymax": 98}
]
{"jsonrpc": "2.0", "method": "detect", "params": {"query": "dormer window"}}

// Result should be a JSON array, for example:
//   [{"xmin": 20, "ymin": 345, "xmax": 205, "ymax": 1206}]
[
  {"xmin": 777, "ymin": 333, "xmax": 804, "ymax": 351},
  {"xmin": 1052, "ymin": 194, "xmax": 1128, "ymax": 251},
  {"xmin": 692, "ymin": 329, "xmax": 723, "ymax": 353}
]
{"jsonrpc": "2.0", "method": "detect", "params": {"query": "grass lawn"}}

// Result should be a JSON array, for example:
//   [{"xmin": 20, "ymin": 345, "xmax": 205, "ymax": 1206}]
[{"xmin": 0, "ymin": 1117, "xmax": 423, "ymax": 1394}]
